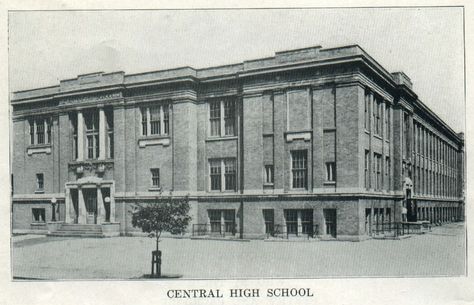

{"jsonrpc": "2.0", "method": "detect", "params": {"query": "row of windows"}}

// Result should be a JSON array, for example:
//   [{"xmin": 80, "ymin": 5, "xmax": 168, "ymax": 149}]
[
  {"xmin": 411, "ymin": 120, "xmax": 460, "ymax": 197},
  {"xmin": 413, "ymin": 121, "xmax": 458, "ymax": 168},
  {"xmin": 208, "ymin": 208, "xmax": 336, "ymax": 237},
  {"xmin": 71, "ymin": 110, "xmax": 114, "ymax": 160},
  {"xmin": 413, "ymin": 166, "xmax": 458, "ymax": 197},
  {"xmin": 364, "ymin": 90, "xmax": 391, "ymax": 138},
  {"xmin": 364, "ymin": 151, "xmax": 391, "ymax": 191},
  {"xmin": 146, "ymin": 153, "xmax": 336, "ymax": 192}
]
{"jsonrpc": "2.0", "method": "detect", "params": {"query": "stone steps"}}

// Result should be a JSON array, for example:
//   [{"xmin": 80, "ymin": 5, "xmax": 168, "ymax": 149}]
[
  {"xmin": 48, "ymin": 231, "xmax": 104, "ymax": 238},
  {"xmin": 47, "ymin": 224, "xmax": 104, "ymax": 238}
]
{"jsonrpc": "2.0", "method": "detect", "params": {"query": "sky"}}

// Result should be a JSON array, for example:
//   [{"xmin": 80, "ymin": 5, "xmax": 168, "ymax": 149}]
[{"xmin": 8, "ymin": 8, "xmax": 465, "ymax": 132}]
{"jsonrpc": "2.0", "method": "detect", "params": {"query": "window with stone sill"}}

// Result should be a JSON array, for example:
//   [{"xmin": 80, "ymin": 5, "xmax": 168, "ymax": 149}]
[
  {"xmin": 291, "ymin": 150, "xmax": 307, "ymax": 189},
  {"xmin": 150, "ymin": 168, "xmax": 160, "ymax": 188},
  {"xmin": 264, "ymin": 164, "xmax": 274, "ymax": 184},
  {"xmin": 84, "ymin": 110, "xmax": 99, "ymax": 160},
  {"xmin": 29, "ymin": 117, "xmax": 52, "ymax": 145},
  {"xmin": 141, "ymin": 104, "xmax": 170, "ymax": 137},
  {"xmin": 325, "ymin": 162, "xmax": 336, "ymax": 182},
  {"xmin": 36, "ymin": 173, "xmax": 44, "ymax": 192},
  {"xmin": 209, "ymin": 158, "xmax": 236, "ymax": 192},
  {"xmin": 209, "ymin": 99, "xmax": 236, "ymax": 137},
  {"xmin": 32, "ymin": 208, "xmax": 45, "ymax": 223},
  {"xmin": 364, "ymin": 90, "xmax": 370, "ymax": 131}
]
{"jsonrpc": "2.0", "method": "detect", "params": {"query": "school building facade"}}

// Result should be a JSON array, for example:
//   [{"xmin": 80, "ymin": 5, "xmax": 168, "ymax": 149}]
[{"xmin": 11, "ymin": 44, "xmax": 465, "ymax": 240}]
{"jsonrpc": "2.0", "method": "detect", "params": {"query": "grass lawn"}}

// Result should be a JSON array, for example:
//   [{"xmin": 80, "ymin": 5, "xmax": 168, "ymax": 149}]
[{"xmin": 11, "ymin": 222, "xmax": 465, "ymax": 280}]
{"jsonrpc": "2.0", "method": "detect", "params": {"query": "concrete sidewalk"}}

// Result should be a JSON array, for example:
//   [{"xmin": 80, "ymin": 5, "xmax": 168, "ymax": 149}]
[{"xmin": 11, "ymin": 222, "xmax": 466, "ymax": 280}]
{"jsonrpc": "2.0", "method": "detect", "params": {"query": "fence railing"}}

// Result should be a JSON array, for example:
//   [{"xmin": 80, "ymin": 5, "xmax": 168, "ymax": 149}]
[
  {"xmin": 192, "ymin": 223, "xmax": 237, "ymax": 237},
  {"xmin": 266, "ymin": 224, "xmax": 319, "ymax": 239},
  {"xmin": 371, "ymin": 221, "xmax": 429, "ymax": 236}
]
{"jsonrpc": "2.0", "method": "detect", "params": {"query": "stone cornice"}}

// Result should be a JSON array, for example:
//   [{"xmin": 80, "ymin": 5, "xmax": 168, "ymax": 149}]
[{"xmin": 9, "ymin": 44, "xmax": 462, "ymax": 143}]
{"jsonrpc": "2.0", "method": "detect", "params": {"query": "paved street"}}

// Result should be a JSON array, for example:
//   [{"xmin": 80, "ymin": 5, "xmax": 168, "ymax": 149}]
[{"xmin": 12, "ymin": 222, "xmax": 465, "ymax": 280}]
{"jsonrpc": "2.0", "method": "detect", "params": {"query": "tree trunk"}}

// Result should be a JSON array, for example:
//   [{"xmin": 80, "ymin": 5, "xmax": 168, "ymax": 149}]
[{"xmin": 156, "ymin": 232, "xmax": 159, "ymax": 252}]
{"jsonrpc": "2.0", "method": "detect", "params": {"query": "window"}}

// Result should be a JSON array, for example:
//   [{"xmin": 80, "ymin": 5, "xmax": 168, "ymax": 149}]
[
  {"xmin": 107, "ymin": 111, "xmax": 114, "ymax": 159},
  {"xmin": 163, "ymin": 104, "xmax": 170, "ymax": 134},
  {"xmin": 223, "ymin": 210, "xmax": 236, "ymax": 234},
  {"xmin": 46, "ymin": 118, "xmax": 52, "ymax": 143},
  {"xmin": 85, "ymin": 111, "xmax": 99, "ymax": 159},
  {"xmin": 374, "ymin": 153, "xmax": 382, "ymax": 190},
  {"xmin": 208, "ymin": 210, "xmax": 221, "ymax": 233},
  {"xmin": 151, "ymin": 168, "xmax": 160, "ymax": 188},
  {"xmin": 285, "ymin": 210, "xmax": 298, "ymax": 234},
  {"xmin": 32, "ymin": 208, "xmax": 45, "ymax": 223},
  {"xmin": 209, "ymin": 160, "xmax": 222, "ymax": 191},
  {"xmin": 385, "ymin": 105, "xmax": 390, "ymax": 138},
  {"xmin": 209, "ymin": 99, "xmax": 236, "ymax": 137},
  {"xmin": 141, "ymin": 104, "xmax": 170, "ymax": 136},
  {"xmin": 209, "ymin": 101, "xmax": 221, "ymax": 136},
  {"xmin": 291, "ymin": 150, "xmax": 307, "ymax": 189},
  {"xmin": 36, "ymin": 118, "xmax": 45, "ymax": 144},
  {"xmin": 224, "ymin": 159, "xmax": 236, "ymax": 191},
  {"xmin": 364, "ymin": 90, "xmax": 370, "ymax": 130},
  {"xmin": 301, "ymin": 209, "xmax": 314, "ymax": 235},
  {"xmin": 375, "ymin": 100, "xmax": 381, "ymax": 135},
  {"xmin": 209, "ymin": 159, "xmax": 236, "ymax": 192},
  {"xmin": 264, "ymin": 165, "xmax": 274, "ymax": 184},
  {"xmin": 284, "ymin": 209, "xmax": 314, "ymax": 236},
  {"xmin": 325, "ymin": 162, "xmax": 336, "ymax": 182},
  {"xmin": 403, "ymin": 113, "xmax": 410, "ymax": 158},
  {"xmin": 29, "ymin": 120, "xmax": 35, "ymax": 144},
  {"xmin": 29, "ymin": 118, "xmax": 52, "ymax": 145},
  {"xmin": 71, "ymin": 113, "xmax": 78, "ymax": 159},
  {"xmin": 371, "ymin": 98, "xmax": 383, "ymax": 136},
  {"xmin": 365, "ymin": 150, "xmax": 370, "ymax": 188},
  {"xmin": 224, "ymin": 100, "xmax": 235, "ymax": 136},
  {"xmin": 150, "ymin": 106, "xmax": 161, "ymax": 135},
  {"xmin": 141, "ymin": 108, "xmax": 148, "ymax": 136},
  {"xmin": 385, "ymin": 157, "xmax": 390, "ymax": 189},
  {"xmin": 36, "ymin": 173, "xmax": 44, "ymax": 191},
  {"xmin": 208, "ymin": 210, "xmax": 235, "ymax": 235},
  {"xmin": 263, "ymin": 209, "xmax": 274, "ymax": 234}
]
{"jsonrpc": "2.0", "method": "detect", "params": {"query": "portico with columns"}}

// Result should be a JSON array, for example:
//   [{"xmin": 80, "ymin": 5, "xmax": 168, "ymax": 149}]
[
  {"xmin": 64, "ymin": 177, "xmax": 116, "ymax": 225},
  {"xmin": 64, "ymin": 105, "xmax": 116, "ymax": 225}
]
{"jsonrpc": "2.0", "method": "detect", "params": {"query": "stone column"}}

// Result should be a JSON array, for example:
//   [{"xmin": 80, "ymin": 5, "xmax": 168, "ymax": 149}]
[
  {"xmin": 78, "ymin": 187, "xmax": 87, "ymax": 224},
  {"xmin": 99, "ymin": 108, "xmax": 106, "ymax": 160},
  {"xmin": 77, "ymin": 111, "xmax": 84, "ymax": 161},
  {"xmin": 97, "ymin": 187, "xmax": 105, "ymax": 224},
  {"xmin": 110, "ymin": 183, "xmax": 116, "ymax": 222},
  {"xmin": 65, "ymin": 187, "xmax": 71, "ymax": 223}
]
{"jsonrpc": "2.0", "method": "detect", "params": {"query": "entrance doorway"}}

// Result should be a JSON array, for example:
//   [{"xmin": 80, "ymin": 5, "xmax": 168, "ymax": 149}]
[
  {"xmin": 405, "ymin": 189, "xmax": 417, "ymax": 222},
  {"xmin": 83, "ymin": 189, "xmax": 97, "ymax": 224},
  {"xmin": 324, "ymin": 209, "xmax": 337, "ymax": 238},
  {"xmin": 71, "ymin": 189, "xmax": 79, "ymax": 224},
  {"xmin": 101, "ymin": 187, "xmax": 111, "ymax": 222}
]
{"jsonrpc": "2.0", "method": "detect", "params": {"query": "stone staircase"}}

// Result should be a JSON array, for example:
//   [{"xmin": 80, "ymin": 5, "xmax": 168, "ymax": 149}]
[{"xmin": 47, "ymin": 224, "xmax": 105, "ymax": 238}]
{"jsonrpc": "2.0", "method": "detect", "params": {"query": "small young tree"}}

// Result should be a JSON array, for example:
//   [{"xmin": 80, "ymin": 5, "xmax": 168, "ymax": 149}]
[{"xmin": 131, "ymin": 197, "xmax": 191, "ymax": 277}]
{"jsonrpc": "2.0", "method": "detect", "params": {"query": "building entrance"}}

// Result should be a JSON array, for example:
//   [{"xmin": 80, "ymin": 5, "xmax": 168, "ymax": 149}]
[
  {"xmin": 65, "ymin": 178, "xmax": 116, "ymax": 225},
  {"xmin": 405, "ymin": 189, "xmax": 417, "ymax": 222},
  {"xmin": 83, "ymin": 188, "xmax": 98, "ymax": 224}
]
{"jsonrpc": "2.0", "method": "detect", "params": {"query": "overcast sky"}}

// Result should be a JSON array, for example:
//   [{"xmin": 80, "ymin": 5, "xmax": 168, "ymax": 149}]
[{"xmin": 8, "ymin": 8, "xmax": 464, "ymax": 131}]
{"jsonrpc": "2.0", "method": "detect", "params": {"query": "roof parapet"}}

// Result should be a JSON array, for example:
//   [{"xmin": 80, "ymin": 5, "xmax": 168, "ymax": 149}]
[
  {"xmin": 275, "ymin": 45, "xmax": 323, "ymax": 63},
  {"xmin": 60, "ymin": 71, "xmax": 125, "ymax": 92},
  {"xmin": 391, "ymin": 71, "xmax": 413, "ymax": 89}
]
